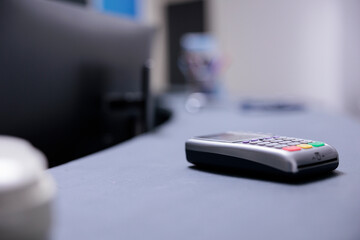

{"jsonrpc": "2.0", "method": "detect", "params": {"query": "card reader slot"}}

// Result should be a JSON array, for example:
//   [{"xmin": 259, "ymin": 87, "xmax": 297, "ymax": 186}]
[{"xmin": 298, "ymin": 158, "xmax": 338, "ymax": 170}]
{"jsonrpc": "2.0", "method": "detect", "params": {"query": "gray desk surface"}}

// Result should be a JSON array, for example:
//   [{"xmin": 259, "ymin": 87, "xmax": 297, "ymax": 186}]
[{"xmin": 50, "ymin": 95, "xmax": 360, "ymax": 240}]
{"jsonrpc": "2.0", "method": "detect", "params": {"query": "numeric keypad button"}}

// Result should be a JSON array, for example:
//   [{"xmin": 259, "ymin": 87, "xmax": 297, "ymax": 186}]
[
  {"xmin": 274, "ymin": 144, "xmax": 287, "ymax": 149},
  {"xmin": 265, "ymin": 143, "xmax": 278, "ymax": 147},
  {"xmin": 257, "ymin": 142, "xmax": 267, "ymax": 146}
]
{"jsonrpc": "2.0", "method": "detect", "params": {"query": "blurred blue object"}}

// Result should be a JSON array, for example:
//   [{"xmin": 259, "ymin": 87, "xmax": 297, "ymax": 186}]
[
  {"xmin": 179, "ymin": 33, "xmax": 223, "ymax": 96},
  {"xmin": 181, "ymin": 33, "xmax": 217, "ymax": 52},
  {"xmin": 95, "ymin": 0, "xmax": 138, "ymax": 18}
]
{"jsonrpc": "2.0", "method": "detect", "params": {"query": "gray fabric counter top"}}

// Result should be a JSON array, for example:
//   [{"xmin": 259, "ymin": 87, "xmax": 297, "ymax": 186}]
[{"xmin": 49, "ymin": 95, "xmax": 360, "ymax": 240}]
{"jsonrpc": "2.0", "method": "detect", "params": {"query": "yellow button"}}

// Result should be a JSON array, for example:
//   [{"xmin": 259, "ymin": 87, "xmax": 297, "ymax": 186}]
[{"xmin": 297, "ymin": 144, "xmax": 313, "ymax": 149}]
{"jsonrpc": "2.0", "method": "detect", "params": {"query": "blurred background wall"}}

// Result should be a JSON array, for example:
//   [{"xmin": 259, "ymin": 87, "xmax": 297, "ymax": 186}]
[
  {"xmin": 59, "ymin": 0, "xmax": 360, "ymax": 119},
  {"xmin": 151, "ymin": 0, "xmax": 360, "ymax": 118},
  {"xmin": 209, "ymin": 0, "xmax": 343, "ymax": 110},
  {"xmin": 342, "ymin": 0, "xmax": 360, "ymax": 119}
]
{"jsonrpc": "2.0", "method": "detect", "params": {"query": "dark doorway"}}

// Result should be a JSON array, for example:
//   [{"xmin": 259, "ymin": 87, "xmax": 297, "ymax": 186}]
[{"xmin": 166, "ymin": 0, "xmax": 206, "ymax": 87}]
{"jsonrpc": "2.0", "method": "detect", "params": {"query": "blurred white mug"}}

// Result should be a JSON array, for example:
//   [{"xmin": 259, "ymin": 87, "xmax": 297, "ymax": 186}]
[{"xmin": 0, "ymin": 136, "xmax": 55, "ymax": 240}]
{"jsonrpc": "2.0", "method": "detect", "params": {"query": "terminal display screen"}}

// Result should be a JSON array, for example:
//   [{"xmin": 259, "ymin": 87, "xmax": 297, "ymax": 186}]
[{"xmin": 196, "ymin": 132, "xmax": 271, "ymax": 142}]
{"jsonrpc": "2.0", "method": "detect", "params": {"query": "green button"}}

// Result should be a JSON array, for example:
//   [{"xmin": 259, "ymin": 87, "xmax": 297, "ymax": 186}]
[{"xmin": 308, "ymin": 142, "xmax": 325, "ymax": 147}]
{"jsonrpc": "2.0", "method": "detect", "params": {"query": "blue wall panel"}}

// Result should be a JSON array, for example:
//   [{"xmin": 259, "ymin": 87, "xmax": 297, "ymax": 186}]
[{"xmin": 103, "ymin": 0, "xmax": 137, "ymax": 18}]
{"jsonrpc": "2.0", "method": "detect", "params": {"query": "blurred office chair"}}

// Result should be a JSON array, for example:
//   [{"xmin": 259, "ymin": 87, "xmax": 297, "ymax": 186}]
[{"xmin": 0, "ymin": 0, "xmax": 154, "ymax": 167}]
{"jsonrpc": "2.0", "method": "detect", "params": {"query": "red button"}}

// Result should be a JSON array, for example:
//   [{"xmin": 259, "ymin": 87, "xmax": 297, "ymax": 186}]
[{"xmin": 282, "ymin": 146, "xmax": 301, "ymax": 151}]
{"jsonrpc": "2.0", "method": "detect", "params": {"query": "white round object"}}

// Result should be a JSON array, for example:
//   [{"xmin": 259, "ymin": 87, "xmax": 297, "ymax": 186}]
[{"xmin": 0, "ymin": 136, "xmax": 55, "ymax": 240}]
